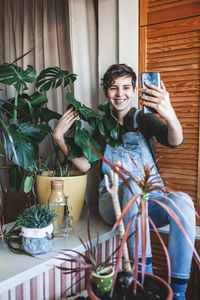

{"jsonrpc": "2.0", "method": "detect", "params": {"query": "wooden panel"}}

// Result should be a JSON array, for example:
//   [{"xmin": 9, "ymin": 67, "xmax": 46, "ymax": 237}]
[
  {"xmin": 139, "ymin": 12, "xmax": 200, "ymax": 218},
  {"xmin": 140, "ymin": 0, "xmax": 200, "ymax": 26},
  {"xmin": 151, "ymin": 231, "xmax": 200, "ymax": 300}
]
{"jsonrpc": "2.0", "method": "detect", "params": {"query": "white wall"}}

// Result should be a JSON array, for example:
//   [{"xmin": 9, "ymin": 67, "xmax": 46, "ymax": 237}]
[
  {"xmin": 69, "ymin": 0, "xmax": 139, "ymax": 108},
  {"xmin": 98, "ymin": 0, "xmax": 139, "ymax": 107}
]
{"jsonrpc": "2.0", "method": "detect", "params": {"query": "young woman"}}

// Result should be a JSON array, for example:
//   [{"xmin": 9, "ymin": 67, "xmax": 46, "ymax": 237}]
[{"xmin": 53, "ymin": 64, "xmax": 195, "ymax": 300}]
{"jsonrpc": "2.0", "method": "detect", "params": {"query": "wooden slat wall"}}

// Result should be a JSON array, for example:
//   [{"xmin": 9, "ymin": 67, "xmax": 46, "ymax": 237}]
[
  {"xmin": 139, "ymin": 0, "xmax": 200, "ymax": 217},
  {"xmin": 140, "ymin": 0, "xmax": 200, "ymax": 26},
  {"xmin": 151, "ymin": 231, "xmax": 200, "ymax": 300}
]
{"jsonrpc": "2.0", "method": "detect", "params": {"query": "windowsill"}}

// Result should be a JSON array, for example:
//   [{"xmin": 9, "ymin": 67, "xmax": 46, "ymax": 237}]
[{"xmin": 152, "ymin": 225, "xmax": 200, "ymax": 240}]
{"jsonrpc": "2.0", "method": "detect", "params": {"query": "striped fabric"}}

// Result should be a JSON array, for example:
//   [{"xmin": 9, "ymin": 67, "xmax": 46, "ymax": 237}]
[{"xmin": 0, "ymin": 235, "xmax": 119, "ymax": 300}]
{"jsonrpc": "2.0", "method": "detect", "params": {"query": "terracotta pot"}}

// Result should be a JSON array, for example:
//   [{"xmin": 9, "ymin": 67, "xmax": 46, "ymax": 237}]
[
  {"xmin": 35, "ymin": 170, "xmax": 87, "ymax": 222},
  {"xmin": 87, "ymin": 271, "xmax": 173, "ymax": 300}
]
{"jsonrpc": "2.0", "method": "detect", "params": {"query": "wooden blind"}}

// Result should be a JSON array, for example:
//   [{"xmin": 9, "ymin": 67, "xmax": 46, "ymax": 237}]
[
  {"xmin": 151, "ymin": 231, "xmax": 200, "ymax": 300},
  {"xmin": 140, "ymin": 0, "xmax": 200, "ymax": 26},
  {"xmin": 139, "ymin": 1, "xmax": 200, "ymax": 216}
]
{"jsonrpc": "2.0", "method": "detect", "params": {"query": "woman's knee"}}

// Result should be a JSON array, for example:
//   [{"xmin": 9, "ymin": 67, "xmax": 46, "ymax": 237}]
[{"xmin": 168, "ymin": 191, "xmax": 195, "ymax": 224}]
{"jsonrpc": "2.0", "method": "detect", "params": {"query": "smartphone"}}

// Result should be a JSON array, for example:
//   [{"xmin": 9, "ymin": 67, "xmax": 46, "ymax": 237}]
[{"xmin": 141, "ymin": 72, "xmax": 160, "ymax": 114}]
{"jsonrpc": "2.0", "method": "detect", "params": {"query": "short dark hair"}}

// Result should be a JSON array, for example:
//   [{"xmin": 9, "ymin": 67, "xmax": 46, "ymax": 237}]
[{"xmin": 101, "ymin": 64, "xmax": 137, "ymax": 94}]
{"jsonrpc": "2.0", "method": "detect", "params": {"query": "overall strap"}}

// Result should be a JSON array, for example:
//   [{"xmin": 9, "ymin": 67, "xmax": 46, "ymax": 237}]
[{"xmin": 133, "ymin": 109, "xmax": 140, "ymax": 129}]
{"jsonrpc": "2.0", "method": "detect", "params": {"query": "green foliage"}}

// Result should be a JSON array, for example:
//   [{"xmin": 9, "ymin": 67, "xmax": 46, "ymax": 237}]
[
  {"xmin": 36, "ymin": 67, "xmax": 77, "ymax": 91},
  {"xmin": 16, "ymin": 204, "xmax": 56, "ymax": 228},
  {"xmin": 0, "ymin": 63, "xmax": 36, "ymax": 92},
  {"xmin": 0, "ymin": 63, "xmax": 123, "ymax": 195},
  {"xmin": 57, "ymin": 214, "xmax": 118, "ymax": 287}
]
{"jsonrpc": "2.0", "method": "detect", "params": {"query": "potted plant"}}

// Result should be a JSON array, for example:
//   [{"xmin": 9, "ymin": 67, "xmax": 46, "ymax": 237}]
[
  {"xmin": 56, "ymin": 214, "xmax": 119, "ymax": 298},
  {"xmin": 0, "ymin": 62, "xmax": 123, "ymax": 222},
  {"xmin": 34, "ymin": 67, "xmax": 124, "ymax": 221},
  {"xmin": 83, "ymin": 147, "xmax": 200, "ymax": 300},
  {"xmin": 0, "ymin": 62, "xmax": 63, "ymax": 221},
  {"xmin": 2, "ymin": 204, "xmax": 56, "ymax": 255}
]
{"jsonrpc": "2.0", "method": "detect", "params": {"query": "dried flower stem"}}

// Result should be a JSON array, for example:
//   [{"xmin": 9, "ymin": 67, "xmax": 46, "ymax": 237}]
[{"xmin": 105, "ymin": 168, "xmax": 132, "ymax": 272}]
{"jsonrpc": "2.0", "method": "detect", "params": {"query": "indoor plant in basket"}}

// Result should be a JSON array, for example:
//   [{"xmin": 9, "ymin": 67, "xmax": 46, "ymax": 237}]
[{"xmin": 2, "ymin": 204, "xmax": 56, "ymax": 255}]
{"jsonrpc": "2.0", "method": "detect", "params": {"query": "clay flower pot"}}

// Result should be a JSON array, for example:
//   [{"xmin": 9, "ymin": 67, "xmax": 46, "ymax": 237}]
[{"xmin": 91, "ymin": 266, "xmax": 115, "ymax": 293}]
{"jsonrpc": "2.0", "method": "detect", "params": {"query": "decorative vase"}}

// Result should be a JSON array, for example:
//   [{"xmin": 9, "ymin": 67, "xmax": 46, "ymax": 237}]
[
  {"xmin": 91, "ymin": 266, "xmax": 115, "ymax": 293},
  {"xmin": 36, "ymin": 170, "xmax": 87, "ymax": 222},
  {"xmin": 21, "ymin": 223, "xmax": 53, "ymax": 255}
]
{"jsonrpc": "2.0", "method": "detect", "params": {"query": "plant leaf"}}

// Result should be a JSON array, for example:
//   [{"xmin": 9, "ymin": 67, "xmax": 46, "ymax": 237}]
[
  {"xmin": 0, "ymin": 63, "xmax": 36, "ymax": 92},
  {"xmin": 8, "ymin": 165, "xmax": 24, "ymax": 192},
  {"xmin": 74, "ymin": 121, "xmax": 101, "ymax": 162},
  {"xmin": 6, "ymin": 124, "xmax": 36, "ymax": 168},
  {"xmin": 24, "ymin": 175, "xmax": 34, "ymax": 194},
  {"xmin": 36, "ymin": 66, "xmax": 77, "ymax": 91}
]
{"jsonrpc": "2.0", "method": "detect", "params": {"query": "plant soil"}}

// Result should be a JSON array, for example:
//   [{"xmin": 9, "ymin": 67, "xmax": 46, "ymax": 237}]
[{"xmin": 73, "ymin": 272, "xmax": 171, "ymax": 300}]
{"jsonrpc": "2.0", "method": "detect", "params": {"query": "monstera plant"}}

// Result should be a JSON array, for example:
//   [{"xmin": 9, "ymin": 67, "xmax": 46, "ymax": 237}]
[{"xmin": 0, "ymin": 63, "xmax": 123, "ymax": 194}]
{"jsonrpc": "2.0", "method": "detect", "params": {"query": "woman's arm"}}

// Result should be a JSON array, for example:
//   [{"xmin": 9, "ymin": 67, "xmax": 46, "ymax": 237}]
[
  {"xmin": 140, "ymin": 80, "xmax": 183, "ymax": 146},
  {"xmin": 53, "ymin": 106, "xmax": 91, "ymax": 173}
]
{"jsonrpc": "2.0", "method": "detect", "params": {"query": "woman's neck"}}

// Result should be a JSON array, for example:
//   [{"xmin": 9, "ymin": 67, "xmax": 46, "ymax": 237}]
[{"xmin": 117, "ymin": 109, "xmax": 130, "ymax": 125}]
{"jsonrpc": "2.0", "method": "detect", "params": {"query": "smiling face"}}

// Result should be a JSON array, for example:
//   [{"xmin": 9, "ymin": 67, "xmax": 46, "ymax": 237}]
[{"xmin": 104, "ymin": 75, "xmax": 137, "ymax": 120}]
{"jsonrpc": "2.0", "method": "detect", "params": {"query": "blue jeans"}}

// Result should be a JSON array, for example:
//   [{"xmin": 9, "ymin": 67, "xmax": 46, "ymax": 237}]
[{"xmin": 99, "ymin": 179, "xmax": 195, "ymax": 279}]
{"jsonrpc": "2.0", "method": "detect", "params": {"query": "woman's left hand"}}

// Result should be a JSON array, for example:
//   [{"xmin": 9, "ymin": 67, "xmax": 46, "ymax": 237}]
[
  {"xmin": 140, "ymin": 80, "xmax": 176, "ymax": 122},
  {"xmin": 140, "ymin": 80, "xmax": 183, "ymax": 146}
]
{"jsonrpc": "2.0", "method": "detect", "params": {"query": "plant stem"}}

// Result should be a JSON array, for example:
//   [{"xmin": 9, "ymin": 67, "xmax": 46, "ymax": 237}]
[
  {"xmin": 112, "ymin": 190, "xmax": 132, "ymax": 272},
  {"xmin": 105, "ymin": 170, "xmax": 132, "ymax": 272},
  {"xmin": 13, "ymin": 90, "xmax": 19, "ymax": 126}
]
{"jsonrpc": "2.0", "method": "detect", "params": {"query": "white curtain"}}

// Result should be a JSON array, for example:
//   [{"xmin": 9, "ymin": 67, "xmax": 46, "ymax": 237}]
[
  {"xmin": 0, "ymin": 0, "xmax": 72, "ymax": 113},
  {"xmin": 68, "ymin": 0, "xmax": 100, "ymax": 210},
  {"xmin": 0, "ymin": 0, "xmax": 100, "ymax": 209}
]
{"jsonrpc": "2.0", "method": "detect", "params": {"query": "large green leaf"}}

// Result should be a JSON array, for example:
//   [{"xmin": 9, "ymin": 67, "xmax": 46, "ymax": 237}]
[
  {"xmin": 74, "ymin": 121, "xmax": 101, "ymax": 162},
  {"xmin": 36, "ymin": 66, "xmax": 78, "ymax": 91},
  {"xmin": 19, "ymin": 122, "xmax": 40, "ymax": 139},
  {"xmin": 98, "ymin": 101, "xmax": 123, "ymax": 146},
  {"xmin": 35, "ymin": 107, "xmax": 62, "ymax": 123},
  {"xmin": 6, "ymin": 124, "xmax": 36, "ymax": 168},
  {"xmin": 66, "ymin": 92, "xmax": 103, "ymax": 121},
  {"xmin": 65, "ymin": 137, "xmax": 83, "ymax": 160},
  {"xmin": 0, "ymin": 63, "xmax": 36, "ymax": 91},
  {"xmin": 8, "ymin": 165, "xmax": 24, "ymax": 192},
  {"xmin": 0, "ymin": 92, "xmax": 48, "ymax": 121},
  {"xmin": 98, "ymin": 101, "xmax": 110, "ymax": 113},
  {"xmin": 0, "ymin": 118, "xmax": 19, "ymax": 165},
  {"xmin": 30, "ymin": 92, "xmax": 48, "ymax": 107}
]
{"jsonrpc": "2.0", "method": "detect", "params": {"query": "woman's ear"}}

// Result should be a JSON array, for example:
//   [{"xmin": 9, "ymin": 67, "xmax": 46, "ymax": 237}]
[
  {"xmin": 132, "ymin": 86, "xmax": 137, "ymax": 98},
  {"xmin": 133, "ymin": 86, "xmax": 138, "ymax": 95}
]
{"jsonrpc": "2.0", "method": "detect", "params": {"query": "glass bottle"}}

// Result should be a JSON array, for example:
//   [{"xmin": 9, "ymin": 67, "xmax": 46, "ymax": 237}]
[{"xmin": 48, "ymin": 180, "xmax": 69, "ymax": 237}]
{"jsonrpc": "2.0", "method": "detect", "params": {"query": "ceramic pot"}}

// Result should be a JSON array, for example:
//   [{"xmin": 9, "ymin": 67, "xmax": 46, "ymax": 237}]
[
  {"xmin": 87, "ymin": 271, "xmax": 173, "ymax": 300},
  {"xmin": 91, "ymin": 266, "xmax": 115, "ymax": 293},
  {"xmin": 35, "ymin": 170, "xmax": 87, "ymax": 222},
  {"xmin": 21, "ymin": 223, "xmax": 53, "ymax": 255}
]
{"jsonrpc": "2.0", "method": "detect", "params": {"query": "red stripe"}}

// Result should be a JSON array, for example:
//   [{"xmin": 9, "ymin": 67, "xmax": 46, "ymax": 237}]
[
  {"xmin": 49, "ymin": 268, "xmax": 55, "ymax": 300},
  {"xmin": 43, "ymin": 272, "xmax": 46, "ymax": 300},
  {"xmin": 15, "ymin": 284, "xmax": 23, "ymax": 300},
  {"xmin": 30, "ymin": 277, "xmax": 37, "ymax": 300},
  {"xmin": 60, "ymin": 262, "xmax": 67, "ymax": 297}
]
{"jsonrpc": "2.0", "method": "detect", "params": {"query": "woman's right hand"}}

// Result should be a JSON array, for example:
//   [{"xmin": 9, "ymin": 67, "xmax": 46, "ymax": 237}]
[
  {"xmin": 53, "ymin": 106, "xmax": 79, "ymax": 142},
  {"xmin": 53, "ymin": 106, "xmax": 91, "ymax": 172}
]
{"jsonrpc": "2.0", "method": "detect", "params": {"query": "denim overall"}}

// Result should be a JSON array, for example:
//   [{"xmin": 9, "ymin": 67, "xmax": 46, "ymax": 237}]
[{"xmin": 99, "ymin": 110, "xmax": 195, "ymax": 280}]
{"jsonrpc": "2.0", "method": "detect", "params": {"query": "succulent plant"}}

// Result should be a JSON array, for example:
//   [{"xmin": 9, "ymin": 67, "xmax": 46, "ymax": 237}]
[{"xmin": 16, "ymin": 204, "xmax": 56, "ymax": 228}]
